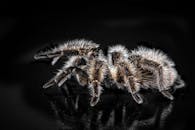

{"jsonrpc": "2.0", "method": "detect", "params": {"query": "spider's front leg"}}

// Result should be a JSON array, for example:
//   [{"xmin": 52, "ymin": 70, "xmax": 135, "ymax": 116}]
[
  {"xmin": 88, "ymin": 60, "xmax": 107, "ymax": 106},
  {"xmin": 34, "ymin": 39, "xmax": 99, "ymax": 65},
  {"xmin": 43, "ymin": 56, "xmax": 88, "ymax": 88},
  {"xmin": 34, "ymin": 48, "xmax": 65, "ymax": 65},
  {"xmin": 43, "ymin": 66, "xmax": 78, "ymax": 88}
]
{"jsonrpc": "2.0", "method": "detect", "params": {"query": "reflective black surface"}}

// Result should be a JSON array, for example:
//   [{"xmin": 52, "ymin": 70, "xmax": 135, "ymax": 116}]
[
  {"xmin": 0, "ymin": 2, "xmax": 193, "ymax": 130},
  {"xmin": 44, "ymin": 82, "xmax": 184, "ymax": 130}
]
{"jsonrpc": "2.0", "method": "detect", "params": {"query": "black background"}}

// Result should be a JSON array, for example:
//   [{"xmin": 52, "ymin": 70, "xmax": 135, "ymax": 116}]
[{"xmin": 0, "ymin": 1, "xmax": 193, "ymax": 130}]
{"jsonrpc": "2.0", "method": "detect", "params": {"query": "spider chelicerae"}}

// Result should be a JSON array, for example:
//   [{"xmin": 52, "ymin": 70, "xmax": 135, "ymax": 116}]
[{"xmin": 34, "ymin": 39, "xmax": 185, "ymax": 106}]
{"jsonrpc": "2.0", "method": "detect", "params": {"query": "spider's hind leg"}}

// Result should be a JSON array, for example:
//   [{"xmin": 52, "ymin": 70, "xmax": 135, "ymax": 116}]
[
  {"xmin": 132, "ymin": 93, "xmax": 143, "ymax": 104},
  {"xmin": 161, "ymin": 90, "xmax": 174, "ymax": 100},
  {"xmin": 139, "ymin": 58, "xmax": 174, "ymax": 100},
  {"xmin": 173, "ymin": 75, "xmax": 185, "ymax": 90}
]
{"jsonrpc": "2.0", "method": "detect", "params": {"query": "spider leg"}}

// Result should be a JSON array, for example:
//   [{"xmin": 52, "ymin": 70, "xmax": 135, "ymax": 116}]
[
  {"xmin": 139, "ymin": 58, "xmax": 174, "ymax": 100},
  {"xmin": 43, "ymin": 55, "xmax": 89, "ymax": 88},
  {"xmin": 116, "ymin": 62, "xmax": 143, "ymax": 104},
  {"xmin": 34, "ymin": 39, "xmax": 99, "ymax": 65},
  {"xmin": 75, "ymin": 67, "xmax": 89, "ymax": 86},
  {"xmin": 127, "ymin": 76, "xmax": 143, "ymax": 104},
  {"xmin": 88, "ymin": 60, "xmax": 107, "ymax": 106},
  {"xmin": 88, "ymin": 80, "xmax": 103, "ymax": 106},
  {"xmin": 161, "ymin": 90, "xmax": 174, "ymax": 100},
  {"xmin": 43, "ymin": 66, "xmax": 89, "ymax": 89},
  {"xmin": 43, "ymin": 67, "xmax": 76, "ymax": 88},
  {"xmin": 34, "ymin": 50, "xmax": 64, "ymax": 65},
  {"xmin": 173, "ymin": 75, "xmax": 185, "ymax": 90}
]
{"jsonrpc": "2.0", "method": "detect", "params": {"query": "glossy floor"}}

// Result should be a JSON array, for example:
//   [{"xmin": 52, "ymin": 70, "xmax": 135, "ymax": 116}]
[{"xmin": 0, "ymin": 4, "xmax": 193, "ymax": 130}]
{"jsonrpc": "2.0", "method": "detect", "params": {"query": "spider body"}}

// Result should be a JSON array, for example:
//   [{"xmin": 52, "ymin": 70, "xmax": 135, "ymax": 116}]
[{"xmin": 34, "ymin": 39, "xmax": 185, "ymax": 106}]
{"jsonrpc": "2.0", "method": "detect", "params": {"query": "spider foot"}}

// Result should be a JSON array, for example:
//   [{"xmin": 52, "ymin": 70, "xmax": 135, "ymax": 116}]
[
  {"xmin": 132, "ymin": 93, "xmax": 143, "ymax": 104},
  {"xmin": 43, "ymin": 78, "xmax": 56, "ymax": 89},
  {"xmin": 90, "ymin": 96, "xmax": 100, "ymax": 107},
  {"xmin": 161, "ymin": 90, "xmax": 174, "ymax": 100},
  {"xmin": 34, "ymin": 51, "xmax": 63, "ymax": 65}
]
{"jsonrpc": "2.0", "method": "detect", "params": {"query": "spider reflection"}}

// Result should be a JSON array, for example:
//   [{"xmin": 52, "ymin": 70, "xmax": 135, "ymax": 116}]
[{"xmin": 44, "ymin": 82, "xmax": 174, "ymax": 130}]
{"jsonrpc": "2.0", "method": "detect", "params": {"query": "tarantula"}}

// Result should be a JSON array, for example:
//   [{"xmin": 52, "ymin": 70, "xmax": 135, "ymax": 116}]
[{"xmin": 34, "ymin": 39, "xmax": 185, "ymax": 106}]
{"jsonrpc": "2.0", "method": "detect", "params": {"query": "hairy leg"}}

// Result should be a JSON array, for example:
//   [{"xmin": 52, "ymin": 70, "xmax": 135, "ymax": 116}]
[
  {"xmin": 174, "ymin": 75, "xmax": 185, "ymax": 90},
  {"xmin": 75, "ymin": 68, "xmax": 89, "ymax": 86},
  {"xmin": 88, "ymin": 60, "xmax": 107, "ymax": 106},
  {"xmin": 139, "ymin": 58, "xmax": 174, "ymax": 100},
  {"xmin": 34, "ymin": 50, "xmax": 64, "ymax": 65},
  {"xmin": 34, "ymin": 39, "xmax": 99, "ymax": 65},
  {"xmin": 127, "ymin": 76, "xmax": 143, "ymax": 104},
  {"xmin": 161, "ymin": 91, "xmax": 174, "ymax": 100},
  {"xmin": 43, "ymin": 67, "xmax": 76, "ymax": 88},
  {"xmin": 88, "ymin": 80, "xmax": 103, "ymax": 106},
  {"xmin": 43, "ymin": 55, "xmax": 89, "ymax": 88}
]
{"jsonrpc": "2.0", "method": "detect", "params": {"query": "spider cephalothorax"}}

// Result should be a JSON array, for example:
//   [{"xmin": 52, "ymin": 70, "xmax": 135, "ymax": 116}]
[{"xmin": 34, "ymin": 39, "xmax": 185, "ymax": 106}]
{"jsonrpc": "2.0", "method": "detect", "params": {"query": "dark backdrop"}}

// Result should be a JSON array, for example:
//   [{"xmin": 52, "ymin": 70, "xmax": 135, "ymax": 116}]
[{"xmin": 0, "ymin": 2, "xmax": 193, "ymax": 130}]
